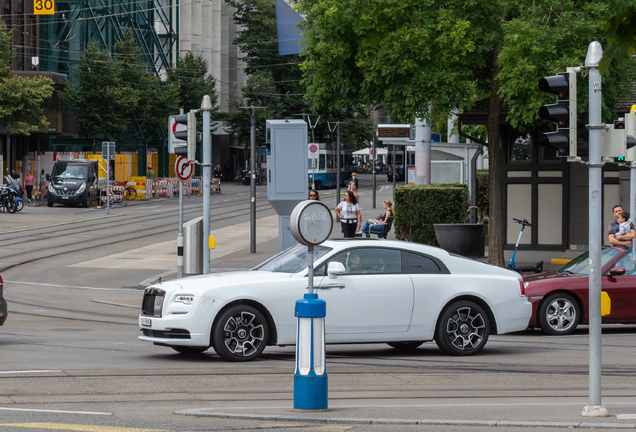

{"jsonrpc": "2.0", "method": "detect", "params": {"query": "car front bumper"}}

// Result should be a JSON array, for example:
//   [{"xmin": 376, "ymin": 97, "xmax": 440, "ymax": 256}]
[{"xmin": 48, "ymin": 190, "xmax": 89, "ymax": 204}]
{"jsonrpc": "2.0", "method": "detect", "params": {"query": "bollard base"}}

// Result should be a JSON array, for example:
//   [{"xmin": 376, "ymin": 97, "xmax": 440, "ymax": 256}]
[
  {"xmin": 294, "ymin": 374, "xmax": 328, "ymax": 410},
  {"xmin": 582, "ymin": 405, "xmax": 609, "ymax": 417}
]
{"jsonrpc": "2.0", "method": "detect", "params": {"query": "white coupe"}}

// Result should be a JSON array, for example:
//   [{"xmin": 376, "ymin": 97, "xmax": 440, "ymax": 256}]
[{"xmin": 138, "ymin": 239, "xmax": 532, "ymax": 361}]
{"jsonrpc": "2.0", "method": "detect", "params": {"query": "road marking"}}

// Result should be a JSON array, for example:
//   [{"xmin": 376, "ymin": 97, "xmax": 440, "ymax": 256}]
[
  {"xmin": 0, "ymin": 408, "xmax": 110, "ymax": 415},
  {"xmin": 4, "ymin": 281, "xmax": 130, "ymax": 291},
  {"xmin": 259, "ymin": 425, "xmax": 351, "ymax": 431},
  {"xmin": 0, "ymin": 370, "xmax": 61, "ymax": 374},
  {"xmin": 0, "ymin": 423, "xmax": 166, "ymax": 432}
]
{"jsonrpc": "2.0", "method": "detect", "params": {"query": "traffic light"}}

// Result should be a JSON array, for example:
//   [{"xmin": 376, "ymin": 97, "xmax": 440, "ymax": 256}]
[
  {"xmin": 173, "ymin": 110, "xmax": 197, "ymax": 161},
  {"xmin": 538, "ymin": 68, "xmax": 578, "ymax": 159},
  {"xmin": 602, "ymin": 115, "xmax": 636, "ymax": 160}
]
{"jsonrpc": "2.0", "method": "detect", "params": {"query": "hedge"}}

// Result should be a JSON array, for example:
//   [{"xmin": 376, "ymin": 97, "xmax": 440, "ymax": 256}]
[{"xmin": 394, "ymin": 184, "xmax": 469, "ymax": 245}]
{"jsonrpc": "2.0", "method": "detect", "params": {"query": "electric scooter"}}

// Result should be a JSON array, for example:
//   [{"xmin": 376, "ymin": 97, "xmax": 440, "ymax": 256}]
[{"xmin": 507, "ymin": 218, "xmax": 544, "ymax": 273}]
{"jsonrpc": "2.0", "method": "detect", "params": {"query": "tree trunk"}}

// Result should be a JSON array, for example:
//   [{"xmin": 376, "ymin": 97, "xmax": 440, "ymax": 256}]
[{"xmin": 487, "ymin": 45, "xmax": 505, "ymax": 268}]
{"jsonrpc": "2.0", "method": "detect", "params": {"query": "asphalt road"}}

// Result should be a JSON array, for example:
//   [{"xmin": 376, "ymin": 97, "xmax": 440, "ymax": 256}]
[{"xmin": 0, "ymin": 176, "xmax": 635, "ymax": 432}]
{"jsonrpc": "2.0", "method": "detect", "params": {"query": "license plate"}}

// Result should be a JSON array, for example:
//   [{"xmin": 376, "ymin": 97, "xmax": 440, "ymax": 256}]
[
  {"xmin": 62, "ymin": 196, "xmax": 69, "ymax": 199},
  {"xmin": 141, "ymin": 317, "xmax": 151, "ymax": 326}
]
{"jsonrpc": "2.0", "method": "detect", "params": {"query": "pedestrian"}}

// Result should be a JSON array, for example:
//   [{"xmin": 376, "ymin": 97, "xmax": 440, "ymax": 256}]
[
  {"xmin": 358, "ymin": 200, "xmax": 394, "ymax": 238},
  {"xmin": 40, "ymin": 169, "xmax": 47, "ymax": 186},
  {"xmin": 348, "ymin": 180, "xmax": 359, "ymax": 202},
  {"xmin": 10, "ymin": 170, "xmax": 22, "ymax": 197},
  {"xmin": 214, "ymin": 165, "xmax": 222, "ymax": 179},
  {"xmin": 615, "ymin": 211, "xmax": 634, "ymax": 252},
  {"xmin": 350, "ymin": 172, "xmax": 358, "ymax": 189},
  {"xmin": 335, "ymin": 190, "xmax": 361, "ymax": 238},
  {"xmin": 308, "ymin": 190, "xmax": 320, "ymax": 200},
  {"xmin": 146, "ymin": 164, "xmax": 156, "ymax": 180},
  {"xmin": 608, "ymin": 205, "xmax": 635, "ymax": 251},
  {"xmin": 24, "ymin": 170, "xmax": 34, "ymax": 203}
]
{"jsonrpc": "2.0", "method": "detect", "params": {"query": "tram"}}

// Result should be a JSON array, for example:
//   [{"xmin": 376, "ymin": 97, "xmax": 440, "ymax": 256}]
[{"xmin": 308, "ymin": 143, "xmax": 353, "ymax": 189}]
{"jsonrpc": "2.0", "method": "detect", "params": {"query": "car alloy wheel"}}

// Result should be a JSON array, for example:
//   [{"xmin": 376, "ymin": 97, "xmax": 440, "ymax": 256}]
[
  {"xmin": 212, "ymin": 305, "xmax": 269, "ymax": 362},
  {"xmin": 538, "ymin": 293, "xmax": 580, "ymax": 335},
  {"xmin": 435, "ymin": 300, "xmax": 490, "ymax": 356}
]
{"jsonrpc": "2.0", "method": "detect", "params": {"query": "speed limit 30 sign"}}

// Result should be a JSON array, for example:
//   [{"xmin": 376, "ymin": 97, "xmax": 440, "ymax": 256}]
[{"xmin": 34, "ymin": 0, "xmax": 54, "ymax": 15}]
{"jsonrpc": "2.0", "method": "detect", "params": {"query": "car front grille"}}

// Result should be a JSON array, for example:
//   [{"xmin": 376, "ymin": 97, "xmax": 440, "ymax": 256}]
[
  {"xmin": 56, "ymin": 188, "xmax": 77, "ymax": 196},
  {"xmin": 141, "ymin": 287, "xmax": 166, "ymax": 317},
  {"xmin": 142, "ymin": 328, "xmax": 191, "ymax": 339}
]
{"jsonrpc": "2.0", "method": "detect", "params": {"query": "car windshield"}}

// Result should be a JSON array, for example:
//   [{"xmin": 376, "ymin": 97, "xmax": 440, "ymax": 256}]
[
  {"xmin": 253, "ymin": 244, "xmax": 332, "ymax": 273},
  {"xmin": 52, "ymin": 163, "xmax": 88, "ymax": 180},
  {"xmin": 557, "ymin": 248, "xmax": 622, "ymax": 275}
]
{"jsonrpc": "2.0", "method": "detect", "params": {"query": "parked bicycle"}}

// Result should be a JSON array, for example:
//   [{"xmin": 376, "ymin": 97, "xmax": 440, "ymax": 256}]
[{"xmin": 123, "ymin": 186, "xmax": 137, "ymax": 201}]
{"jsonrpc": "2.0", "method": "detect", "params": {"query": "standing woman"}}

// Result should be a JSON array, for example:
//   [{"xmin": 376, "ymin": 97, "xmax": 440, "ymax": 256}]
[
  {"xmin": 335, "ymin": 191, "xmax": 361, "ymax": 238},
  {"xmin": 24, "ymin": 170, "xmax": 35, "ymax": 203},
  {"xmin": 348, "ymin": 181, "xmax": 359, "ymax": 202}
]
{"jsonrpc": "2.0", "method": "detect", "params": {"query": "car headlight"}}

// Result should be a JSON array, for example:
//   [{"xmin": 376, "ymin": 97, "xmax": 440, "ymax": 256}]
[
  {"xmin": 174, "ymin": 295, "xmax": 194, "ymax": 305},
  {"xmin": 48, "ymin": 183, "xmax": 56, "ymax": 194},
  {"xmin": 77, "ymin": 183, "xmax": 86, "ymax": 193}
]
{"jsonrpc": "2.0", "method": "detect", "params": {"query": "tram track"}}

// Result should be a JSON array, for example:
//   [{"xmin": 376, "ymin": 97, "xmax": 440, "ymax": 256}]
[
  {"xmin": 0, "ymin": 197, "xmax": 270, "ymax": 246},
  {"xmin": 0, "ymin": 201, "xmax": 274, "ymax": 273}
]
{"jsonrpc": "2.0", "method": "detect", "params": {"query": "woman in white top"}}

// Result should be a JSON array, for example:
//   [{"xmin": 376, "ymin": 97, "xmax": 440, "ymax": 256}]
[{"xmin": 334, "ymin": 190, "xmax": 361, "ymax": 238}]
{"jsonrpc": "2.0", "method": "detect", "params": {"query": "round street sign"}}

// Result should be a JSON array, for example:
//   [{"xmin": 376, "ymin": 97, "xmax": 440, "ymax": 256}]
[
  {"xmin": 175, "ymin": 156, "xmax": 194, "ymax": 181},
  {"xmin": 308, "ymin": 144, "xmax": 319, "ymax": 159},
  {"xmin": 290, "ymin": 200, "xmax": 333, "ymax": 246}
]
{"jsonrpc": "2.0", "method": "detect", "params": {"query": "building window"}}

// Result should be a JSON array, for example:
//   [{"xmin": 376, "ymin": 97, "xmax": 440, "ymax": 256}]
[{"xmin": 510, "ymin": 133, "xmax": 532, "ymax": 163}]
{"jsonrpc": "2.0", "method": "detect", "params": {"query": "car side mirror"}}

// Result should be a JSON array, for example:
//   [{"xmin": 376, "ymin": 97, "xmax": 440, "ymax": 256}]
[
  {"xmin": 46, "ymin": 174, "xmax": 51, "ymax": 181},
  {"xmin": 327, "ymin": 262, "xmax": 346, "ymax": 279},
  {"xmin": 90, "ymin": 174, "xmax": 96, "ymax": 182},
  {"xmin": 610, "ymin": 267, "xmax": 626, "ymax": 276}
]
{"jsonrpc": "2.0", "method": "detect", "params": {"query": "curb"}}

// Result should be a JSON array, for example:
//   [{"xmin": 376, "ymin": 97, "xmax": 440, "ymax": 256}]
[{"xmin": 174, "ymin": 410, "xmax": 636, "ymax": 429}]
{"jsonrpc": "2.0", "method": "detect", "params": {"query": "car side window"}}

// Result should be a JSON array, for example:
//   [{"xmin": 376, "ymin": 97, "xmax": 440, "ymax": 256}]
[
  {"xmin": 401, "ymin": 251, "xmax": 442, "ymax": 274},
  {"xmin": 315, "ymin": 248, "xmax": 401, "ymax": 275}
]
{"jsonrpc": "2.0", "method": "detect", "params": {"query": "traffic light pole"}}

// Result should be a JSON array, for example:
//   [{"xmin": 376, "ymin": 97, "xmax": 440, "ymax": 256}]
[
  {"xmin": 201, "ymin": 96, "xmax": 213, "ymax": 274},
  {"xmin": 582, "ymin": 41, "xmax": 608, "ymax": 418},
  {"xmin": 250, "ymin": 110, "xmax": 256, "ymax": 254}
]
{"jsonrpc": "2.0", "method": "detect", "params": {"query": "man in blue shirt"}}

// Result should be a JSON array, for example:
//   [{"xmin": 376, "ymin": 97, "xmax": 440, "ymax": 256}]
[{"xmin": 608, "ymin": 205, "xmax": 635, "ymax": 250}]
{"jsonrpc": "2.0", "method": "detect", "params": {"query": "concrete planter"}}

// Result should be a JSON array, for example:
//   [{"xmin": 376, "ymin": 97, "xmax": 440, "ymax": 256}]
[{"xmin": 433, "ymin": 224, "xmax": 486, "ymax": 258}]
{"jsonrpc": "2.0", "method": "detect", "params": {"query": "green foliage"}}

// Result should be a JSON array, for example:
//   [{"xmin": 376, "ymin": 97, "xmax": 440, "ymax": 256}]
[
  {"xmin": 115, "ymin": 32, "xmax": 180, "ymax": 139},
  {"xmin": 0, "ymin": 20, "xmax": 54, "ymax": 135},
  {"xmin": 394, "ymin": 184, "xmax": 468, "ymax": 245},
  {"xmin": 600, "ymin": 4, "xmax": 636, "ymax": 74},
  {"xmin": 224, "ymin": 0, "xmax": 371, "ymax": 148},
  {"xmin": 296, "ymin": 0, "xmax": 503, "ymax": 121},
  {"xmin": 166, "ymin": 52, "xmax": 218, "ymax": 113},
  {"xmin": 498, "ymin": 1, "xmax": 636, "ymax": 129},
  {"xmin": 61, "ymin": 41, "xmax": 141, "ymax": 142}
]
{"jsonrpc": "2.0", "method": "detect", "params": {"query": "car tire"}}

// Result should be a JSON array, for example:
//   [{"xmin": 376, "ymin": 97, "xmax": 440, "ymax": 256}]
[
  {"xmin": 82, "ymin": 197, "xmax": 89, "ymax": 208},
  {"xmin": 211, "ymin": 304, "xmax": 269, "ymax": 362},
  {"xmin": 435, "ymin": 300, "xmax": 490, "ymax": 356},
  {"xmin": 47, "ymin": 201, "xmax": 54, "ymax": 207},
  {"xmin": 171, "ymin": 346, "xmax": 208, "ymax": 355},
  {"xmin": 538, "ymin": 292, "xmax": 580, "ymax": 335},
  {"xmin": 387, "ymin": 341, "xmax": 425, "ymax": 351}
]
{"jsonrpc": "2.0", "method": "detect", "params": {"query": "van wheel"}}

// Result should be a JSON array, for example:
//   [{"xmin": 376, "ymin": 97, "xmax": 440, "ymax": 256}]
[
  {"xmin": 47, "ymin": 201, "xmax": 54, "ymax": 208},
  {"xmin": 82, "ymin": 198, "xmax": 89, "ymax": 208}
]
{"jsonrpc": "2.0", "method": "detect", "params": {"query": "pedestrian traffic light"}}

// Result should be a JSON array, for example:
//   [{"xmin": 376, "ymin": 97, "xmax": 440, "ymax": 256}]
[
  {"xmin": 602, "ymin": 116, "xmax": 636, "ymax": 160},
  {"xmin": 173, "ymin": 110, "xmax": 197, "ymax": 161},
  {"xmin": 538, "ymin": 68, "xmax": 578, "ymax": 159}
]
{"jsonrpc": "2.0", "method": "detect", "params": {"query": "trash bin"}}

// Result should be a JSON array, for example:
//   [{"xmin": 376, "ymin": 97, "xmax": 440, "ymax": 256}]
[{"xmin": 183, "ymin": 217, "xmax": 204, "ymax": 275}]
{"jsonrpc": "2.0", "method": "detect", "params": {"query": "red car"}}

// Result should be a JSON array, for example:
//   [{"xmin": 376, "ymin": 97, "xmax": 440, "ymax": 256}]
[{"xmin": 523, "ymin": 247, "xmax": 636, "ymax": 335}]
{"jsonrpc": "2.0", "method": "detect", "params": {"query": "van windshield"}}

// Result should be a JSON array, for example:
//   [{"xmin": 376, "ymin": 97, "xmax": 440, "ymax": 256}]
[{"xmin": 52, "ymin": 163, "xmax": 88, "ymax": 180}]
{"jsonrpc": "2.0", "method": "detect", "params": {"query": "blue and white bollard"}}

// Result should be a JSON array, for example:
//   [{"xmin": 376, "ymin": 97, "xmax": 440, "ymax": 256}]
[{"xmin": 294, "ymin": 292, "xmax": 327, "ymax": 410}]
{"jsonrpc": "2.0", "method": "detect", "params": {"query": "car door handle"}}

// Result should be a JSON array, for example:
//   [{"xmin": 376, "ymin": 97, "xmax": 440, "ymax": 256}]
[{"xmin": 316, "ymin": 284, "xmax": 345, "ymax": 290}]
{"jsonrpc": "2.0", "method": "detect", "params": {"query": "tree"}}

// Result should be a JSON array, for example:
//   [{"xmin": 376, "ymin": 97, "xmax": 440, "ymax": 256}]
[
  {"xmin": 224, "ymin": 0, "xmax": 371, "ymax": 148},
  {"xmin": 296, "ymin": 0, "xmax": 636, "ymax": 267},
  {"xmin": 61, "ymin": 42, "xmax": 140, "ymax": 144},
  {"xmin": 114, "ymin": 32, "xmax": 179, "ymax": 139},
  {"xmin": 0, "ymin": 20, "xmax": 54, "ymax": 135},
  {"xmin": 600, "ymin": 5, "xmax": 636, "ymax": 74},
  {"xmin": 167, "ymin": 52, "xmax": 218, "ymax": 112}
]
